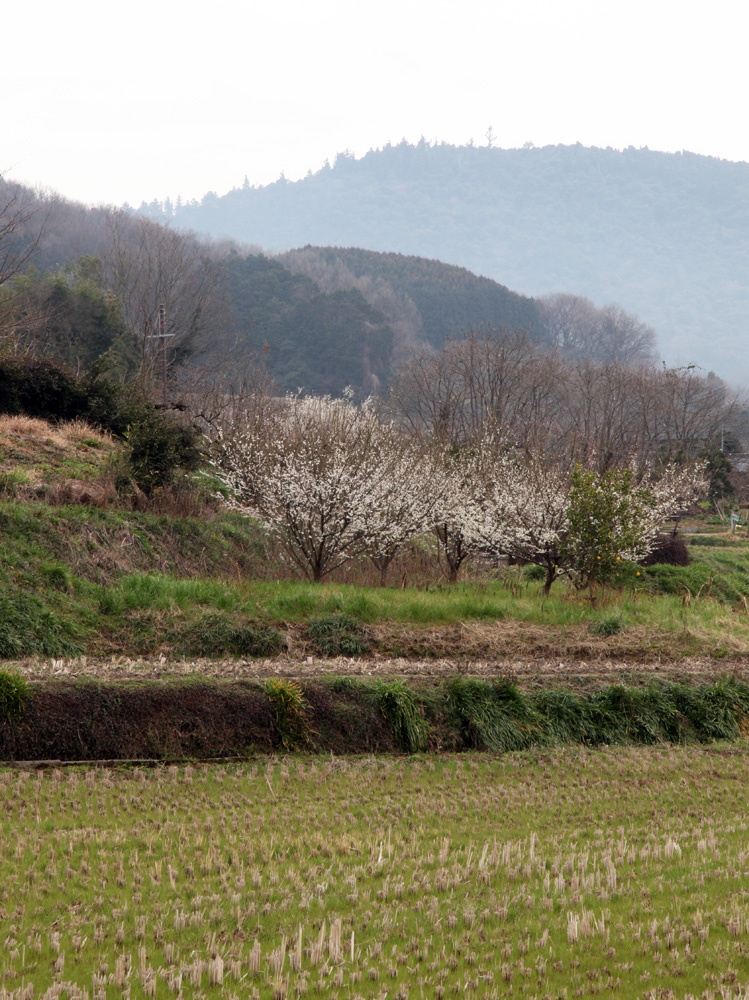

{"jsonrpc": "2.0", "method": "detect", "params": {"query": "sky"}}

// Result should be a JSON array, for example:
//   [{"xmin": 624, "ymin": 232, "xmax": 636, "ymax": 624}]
[{"xmin": 4, "ymin": 0, "xmax": 749, "ymax": 208}]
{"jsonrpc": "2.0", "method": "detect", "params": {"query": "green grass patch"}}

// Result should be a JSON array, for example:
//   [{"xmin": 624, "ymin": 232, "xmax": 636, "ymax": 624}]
[
  {"xmin": 307, "ymin": 613, "xmax": 369, "ymax": 656},
  {"xmin": 373, "ymin": 679, "xmax": 430, "ymax": 751},
  {"xmin": 0, "ymin": 593, "xmax": 84, "ymax": 659},
  {"xmin": 0, "ymin": 668, "xmax": 28, "ymax": 723},
  {"xmin": 262, "ymin": 678, "xmax": 314, "ymax": 750}
]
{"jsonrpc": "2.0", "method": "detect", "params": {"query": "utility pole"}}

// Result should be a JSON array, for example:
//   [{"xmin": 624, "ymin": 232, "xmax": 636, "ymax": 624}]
[{"xmin": 148, "ymin": 304, "xmax": 174, "ymax": 405}]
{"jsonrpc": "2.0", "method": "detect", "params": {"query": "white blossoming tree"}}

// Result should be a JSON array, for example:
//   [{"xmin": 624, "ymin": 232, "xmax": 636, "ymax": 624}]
[
  {"xmin": 466, "ymin": 446, "xmax": 571, "ymax": 595},
  {"xmin": 431, "ymin": 448, "xmax": 485, "ymax": 583},
  {"xmin": 214, "ymin": 393, "xmax": 384, "ymax": 581},
  {"xmin": 359, "ymin": 433, "xmax": 444, "ymax": 586},
  {"xmin": 464, "ymin": 438, "xmax": 707, "ymax": 595}
]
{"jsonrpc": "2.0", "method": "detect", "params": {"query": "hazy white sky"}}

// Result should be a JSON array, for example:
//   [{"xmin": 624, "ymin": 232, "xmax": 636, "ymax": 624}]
[{"xmin": 5, "ymin": 0, "xmax": 749, "ymax": 207}]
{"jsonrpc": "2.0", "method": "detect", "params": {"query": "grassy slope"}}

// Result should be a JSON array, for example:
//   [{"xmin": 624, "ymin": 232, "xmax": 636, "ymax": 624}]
[{"xmin": 2, "ymin": 415, "xmax": 749, "ymax": 665}]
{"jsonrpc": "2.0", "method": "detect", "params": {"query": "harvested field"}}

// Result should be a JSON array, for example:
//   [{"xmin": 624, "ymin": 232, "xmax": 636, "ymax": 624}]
[{"xmin": 2, "ymin": 751, "xmax": 749, "ymax": 998}]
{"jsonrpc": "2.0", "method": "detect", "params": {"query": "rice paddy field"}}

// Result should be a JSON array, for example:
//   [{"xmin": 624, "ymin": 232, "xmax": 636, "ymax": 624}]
[{"xmin": 3, "ymin": 749, "xmax": 749, "ymax": 999}]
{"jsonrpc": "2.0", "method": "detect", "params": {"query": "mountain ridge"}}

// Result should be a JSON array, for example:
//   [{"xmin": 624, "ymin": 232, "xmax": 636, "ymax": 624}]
[{"xmin": 139, "ymin": 142, "xmax": 749, "ymax": 381}]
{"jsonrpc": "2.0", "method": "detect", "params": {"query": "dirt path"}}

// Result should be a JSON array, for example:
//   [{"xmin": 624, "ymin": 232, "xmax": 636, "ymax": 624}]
[{"xmin": 9, "ymin": 653, "xmax": 749, "ymax": 689}]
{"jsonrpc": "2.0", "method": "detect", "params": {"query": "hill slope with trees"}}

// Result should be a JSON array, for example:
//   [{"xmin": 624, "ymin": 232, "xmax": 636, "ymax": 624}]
[{"xmin": 142, "ymin": 142, "xmax": 749, "ymax": 381}]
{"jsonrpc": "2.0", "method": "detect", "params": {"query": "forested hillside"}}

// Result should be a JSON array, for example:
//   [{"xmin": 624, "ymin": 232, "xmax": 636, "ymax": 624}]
[
  {"xmin": 277, "ymin": 246, "xmax": 541, "ymax": 351},
  {"xmin": 222, "ymin": 252, "xmax": 393, "ymax": 394},
  {"xmin": 0, "ymin": 173, "xmax": 545, "ymax": 394},
  {"xmin": 140, "ymin": 142, "xmax": 749, "ymax": 381}
]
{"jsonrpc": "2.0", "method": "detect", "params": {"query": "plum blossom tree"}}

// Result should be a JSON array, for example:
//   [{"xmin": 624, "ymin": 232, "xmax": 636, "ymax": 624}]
[
  {"xmin": 464, "ymin": 438, "xmax": 707, "ymax": 595},
  {"xmin": 431, "ymin": 448, "xmax": 484, "ymax": 583},
  {"xmin": 214, "ymin": 393, "xmax": 386, "ymax": 581},
  {"xmin": 465, "ymin": 443, "xmax": 570, "ymax": 595},
  {"xmin": 359, "ymin": 433, "xmax": 443, "ymax": 586}
]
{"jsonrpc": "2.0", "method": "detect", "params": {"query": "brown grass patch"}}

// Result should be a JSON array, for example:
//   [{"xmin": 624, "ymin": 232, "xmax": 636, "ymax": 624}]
[
  {"xmin": 365, "ymin": 620, "xmax": 681, "ymax": 662},
  {"xmin": 0, "ymin": 414, "xmax": 112, "ymax": 450}
]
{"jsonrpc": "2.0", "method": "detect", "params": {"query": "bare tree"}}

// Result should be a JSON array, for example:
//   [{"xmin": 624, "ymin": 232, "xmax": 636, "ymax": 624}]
[
  {"xmin": 100, "ymin": 212, "xmax": 224, "ymax": 396},
  {"xmin": 538, "ymin": 293, "xmax": 658, "ymax": 366},
  {"xmin": 0, "ymin": 179, "xmax": 51, "ymax": 351}
]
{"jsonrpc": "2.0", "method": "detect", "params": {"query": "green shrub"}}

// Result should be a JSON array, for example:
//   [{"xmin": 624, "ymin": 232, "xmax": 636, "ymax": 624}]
[
  {"xmin": 307, "ymin": 613, "xmax": 369, "ymax": 656},
  {"xmin": 374, "ymin": 680, "xmax": 430, "ymax": 752},
  {"xmin": 522, "ymin": 564, "xmax": 546, "ymax": 582},
  {"xmin": 122, "ymin": 405, "xmax": 203, "ymax": 496},
  {"xmin": 0, "ymin": 356, "xmax": 123, "ymax": 428},
  {"xmin": 181, "ymin": 615, "xmax": 284, "ymax": 657},
  {"xmin": 590, "ymin": 610, "xmax": 628, "ymax": 637},
  {"xmin": 0, "ymin": 668, "xmax": 29, "ymax": 724},
  {"xmin": 263, "ymin": 679, "xmax": 314, "ymax": 751}
]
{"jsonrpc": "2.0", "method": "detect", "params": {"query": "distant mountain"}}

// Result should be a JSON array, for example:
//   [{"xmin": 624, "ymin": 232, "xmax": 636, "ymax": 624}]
[{"xmin": 140, "ymin": 142, "xmax": 749, "ymax": 382}]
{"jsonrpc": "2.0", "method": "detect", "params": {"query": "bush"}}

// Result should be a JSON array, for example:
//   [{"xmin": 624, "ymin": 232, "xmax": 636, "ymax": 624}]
[
  {"xmin": 0, "ymin": 668, "xmax": 29, "ymax": 724},
  {"xmin": 0, "ymin": 356, "xmax": 122, "ymax": 428},
  {"xmin": 640, "ymin": 534, "xmax": 690, "ymax": 566},
  {"xmin": 307, "ymin": 613, "xmax": 369, "ymax": 656},
  {"xmin": 522, "ymin": 564, "xmax": 546, "ymax": 582},
  {"xmin": 122, "ymin": 405, "xmax": 203, "ymax": 496}
]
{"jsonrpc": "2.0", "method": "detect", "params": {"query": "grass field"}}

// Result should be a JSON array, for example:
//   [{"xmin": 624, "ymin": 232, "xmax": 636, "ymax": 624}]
[
  {"xmin": 5, "ymin": 543, "xmax": 749, "ymax": 662},
  {"xmin": 2, "ymin": 749, "xmax": 749, "ymax": 999}
]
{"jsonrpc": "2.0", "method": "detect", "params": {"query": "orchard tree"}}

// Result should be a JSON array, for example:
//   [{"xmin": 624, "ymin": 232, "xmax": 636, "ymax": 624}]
[
  {"xmin": 214, "ymin": 393, "xmax": 384, "ymax": 581},
  {"xmin": 432, "ymin": 448, "xmax": 483, "ymax": 583},
  {"xmin": 466, "ymin": 444, "xmax": 571, "ymax": 595},
  {"xmin": 359, "ymin": 432, "xmax": 443, "ymax": 586},
  {"xmin": 563, "ymin": 461, "xmax": 707, "ymax": 595}
]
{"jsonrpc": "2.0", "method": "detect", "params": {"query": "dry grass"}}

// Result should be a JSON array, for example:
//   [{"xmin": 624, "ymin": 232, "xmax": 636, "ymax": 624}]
[
  {"xmin": 0, "ymin": 414, "xmax": 112, "ymax": 450},
  {"xmin": 8, "ymin": 652, "xmax": 749, "ymax": 689},
  {"xmin": 0, "ymin": 415, "xmax": 117, "ymax": 494}
]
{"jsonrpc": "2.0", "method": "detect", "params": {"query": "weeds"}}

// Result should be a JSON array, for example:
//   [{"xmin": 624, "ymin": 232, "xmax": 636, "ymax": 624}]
[
  {"xmin": 590, "ymin": 608, "xmax": 628, "ymax": 636},
  {"xmin": 0, "ymin": 593, "xmax": 83, "ymax": 659},
  {"xmin": 447, "ymin": 677, "xmax": 546, "ymax": 751},
  {"xmin": 180, "ymin": 614, "xmax": 284, "ymax": 657},
  {"xmin": 263, "ymin": 679, "xmax": 314, "ymax": 750},
  {"xmin": 0, "ymin": 668, "xmax": 28, "ymax": 723},
  {"xmin": 307, "ymin": 613, "xmax": 369, "ymax": 656},
  {"xmin": 373, "ymin": 679, "xmax": 430, "ymax": 752}
]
